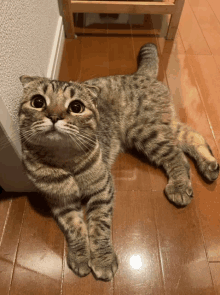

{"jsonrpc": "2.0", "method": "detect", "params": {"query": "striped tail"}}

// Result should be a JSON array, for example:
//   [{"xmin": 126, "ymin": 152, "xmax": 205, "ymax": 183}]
[{"xmin": 136, "ymin": 43, "xmax": 159, "ymax": 78}]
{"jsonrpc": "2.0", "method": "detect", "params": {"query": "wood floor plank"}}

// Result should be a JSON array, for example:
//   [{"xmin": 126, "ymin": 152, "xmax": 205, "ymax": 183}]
[
  {"xmin": 108, "ymin": 36, "xmax": 136, "ymax": 76},
  {"xmin": 15, "ymin": 200, "xmax": 64, "ymax": 283},
  {"xmin": 188, "ymin": 0, "xmax": 220, "ymax": 55},
  {"xmin": 63, "ymin": 265, "xmax": 91, "ymax": 295},
  {"xmin": 210, "ymin": 263, "xmax": 220, "ymax": 295},
  {"xmin": 206, "ymin": 0, "xmax": 220, "ymax": 24},
  {"xmin": 0, "ymin": 199, "xmax": 11, "ymax": 243},
  {"xmin": 80, "ymin": 35, "xmax": 109, "ymax": 81},
  {"xmin": 112, "ymin": 153, "xmax": 152, "ymax": 192},
  {"xmin": 10, "ymin": 264, "xmax": 61, "ymax": 295},
  {"xmin": 0, "ymin": 197, "xmax": 26, "ymax": 263},
  {"xmin": 193, "ymin": 176, "xmax": 220, "ymax": 262},
  {"xmin": 213, "ymin": 55, "xmax": 220, "ymax": 74},
  {"xmin": 187, "ymin": 54, "xmax": 220, "ymax": 141},
  {"xmin": 0, "ymin": 259, "xmax": 14, "ymax": 295},
  {"xmin": 113, "ymin": 191, "xmax": 165, "ymax": 295},
  {"xmin": 153, "ymin": 191, "xmax": 215, "ymax": 295},
  {"xmin": 178, "ymin": 0, "xmax": 211, "ymax": 55}
]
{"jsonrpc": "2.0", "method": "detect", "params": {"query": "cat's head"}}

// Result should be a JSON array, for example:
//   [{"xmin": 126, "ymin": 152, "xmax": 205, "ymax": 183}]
[{"xmin": 19, "ymin": 76, "xmax": 100, "ymax": 151}]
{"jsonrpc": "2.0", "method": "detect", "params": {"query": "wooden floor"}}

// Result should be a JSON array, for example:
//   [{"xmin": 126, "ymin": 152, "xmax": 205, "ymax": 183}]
[{"xmin": 1, "ymin": 0, "xmax": 220, "ymax": 294}]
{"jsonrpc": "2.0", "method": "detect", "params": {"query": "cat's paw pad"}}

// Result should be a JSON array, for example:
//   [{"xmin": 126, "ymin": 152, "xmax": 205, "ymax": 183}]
[
  {"xmin": 165, "ymin": 181, "xmax": 193, "ymax": 207},
  {"xmin": 202, "ymin": 161, "xmax": 219, "ymax": 182},
  {"xmin": 67, "ymin": 252, "xmax": 91, "ymax": 277},
  {"xmin": 90, "ymin": 252, "xmax": 118, "ymax": 281}
]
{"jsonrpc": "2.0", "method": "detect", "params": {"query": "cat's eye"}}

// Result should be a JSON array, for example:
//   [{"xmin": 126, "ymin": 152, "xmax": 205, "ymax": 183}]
[
  {"xmin": 69, "ymin": 100, "xmax": 85, "ymax": 113},
  {"xmin": 31, "ymin": 95, "xmax": 46, "ymax": 109}
]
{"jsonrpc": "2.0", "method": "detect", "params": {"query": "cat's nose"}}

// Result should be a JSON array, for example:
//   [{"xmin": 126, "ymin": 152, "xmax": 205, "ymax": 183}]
[{"xmin": 49, "ymin": 115, "xmax": 60, "ymax": 124}]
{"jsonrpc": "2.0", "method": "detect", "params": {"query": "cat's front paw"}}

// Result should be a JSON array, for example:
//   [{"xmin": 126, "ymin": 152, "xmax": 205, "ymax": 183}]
[
  {"xmin": 89, "ymin": 250, "xmax": 118, "ymax": 281},
  {"xmin": 165, "ymin": 180, "xmax": 193, "ymax": 207},
  {"xmin": 67, "ymin": 250, "xmax": 91, "ymax": 277}
]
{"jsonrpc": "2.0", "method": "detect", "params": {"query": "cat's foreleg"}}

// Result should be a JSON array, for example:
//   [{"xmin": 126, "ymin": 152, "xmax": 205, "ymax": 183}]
[
  {"xmin": 86, "ymin": 173, "xmax": 118, "ymax": 281},
  {"xmin": 130, "ymin": 128, "xmax": 193, "ymax": 206},
  {"xmin": 161, "ymin": 148, "xmax": 193, "ymax": 206},
  {"xmin": 52, "ymin": 202, "xmax": 91, "ymax": 277}
]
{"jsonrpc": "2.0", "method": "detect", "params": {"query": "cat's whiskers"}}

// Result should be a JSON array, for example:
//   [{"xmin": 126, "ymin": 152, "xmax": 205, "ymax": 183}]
[
  {"xmin": 0, "ymin": 128, "xmax": 22, "ymax": 146},
  {"xmin": 20, "ymin": 128, "xmax": 47, "ymax": 146},
  {"xmin": 22, "ymin": 129, "xmax": 40, "ymax": 139},
  {"xmin": 60, "ymin": 124, "xmax": 97, "ymax": 147},
  {"xmin": 75, "ymin": 134, "xmax": 92, "ymax": 151},
  {"xmin": 52, "ymin": 125, "xmax": 95, "ymax": 151},
  {"xmin": 76, "ymin": 132, "xmax": 97, "ymax": 147},
  {"xmin": 57, "ymin": 125, "xmax": 88, "ymax": 153},
  {"xmin": 68, "ymin": 133, "xmax": 85, "ymax": 153},
  {"xmin": 33, "ymin": 122, "xmax": 53, "ymax": 132},
  {"xmin": 32, "ymin": 120, "xmax": 44, "ymax": 127},
  {"xmin": 82, "ymin": 130, "xmax": 106, "ymax": 144},
  {"xmin": 78, "ymin": 132, "xmax": 96, "ymax": 146},
  {"xmin": 0, "ymin": 129, "xmax": 38, "ymax": 151},
  {"xmin": 0, "ymin": 135, "xmax": 19, "ymax": 151},
  {"xmin": 65, "ymin": 123, "xmax": 79, "ymax": 132},
  {"xmin": 69, "ymin": 133, "xmax": 88, "ymax": 153},
  {"xmin": 21, "ymin": 132, "xmax": 38, "ymax": 145}
]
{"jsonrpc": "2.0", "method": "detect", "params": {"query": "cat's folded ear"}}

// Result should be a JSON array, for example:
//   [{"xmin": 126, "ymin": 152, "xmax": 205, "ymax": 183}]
[
  {"xmin": 85, "ymin": 85, "xmax": 101, "ymax": 99},
  {"xmin": 19, "ymin": 75, "xmax": 40, "ymax": 87}
]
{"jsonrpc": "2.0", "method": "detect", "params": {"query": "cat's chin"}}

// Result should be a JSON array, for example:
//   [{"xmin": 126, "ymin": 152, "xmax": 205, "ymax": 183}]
[
  {"xmin": 26, "ymin": 130, "xmax": 67, "ymax": 147},
  {"xmin": 42, "ymin": 131, "xmax": 72, "ymax": 147},
  {"xmin": 45, "ymin": 130, "xmax": 64, "ymax": 141}
]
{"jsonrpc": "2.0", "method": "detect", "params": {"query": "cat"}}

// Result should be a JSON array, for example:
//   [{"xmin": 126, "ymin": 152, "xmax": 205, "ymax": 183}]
[{"xmin": 19, "ymin": 43, "xmax": 219, "ymax": 281}]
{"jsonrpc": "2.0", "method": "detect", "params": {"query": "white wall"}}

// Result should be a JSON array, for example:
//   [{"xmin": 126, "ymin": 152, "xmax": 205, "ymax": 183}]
[{"xmin": 0, "ymin": 0, "xmax": 65, "ymax": 191}]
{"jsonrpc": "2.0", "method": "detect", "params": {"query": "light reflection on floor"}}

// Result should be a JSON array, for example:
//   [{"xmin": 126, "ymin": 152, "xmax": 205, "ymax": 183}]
[{"xmin": 129, "ymin": 254, "xmax": 143, "ymax": 270}]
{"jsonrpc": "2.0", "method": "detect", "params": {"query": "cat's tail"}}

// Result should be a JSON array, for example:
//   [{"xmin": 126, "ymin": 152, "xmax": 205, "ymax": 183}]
[{"xmin": 136, "ymin": 43, "xmax": 159, "ymax": 78}]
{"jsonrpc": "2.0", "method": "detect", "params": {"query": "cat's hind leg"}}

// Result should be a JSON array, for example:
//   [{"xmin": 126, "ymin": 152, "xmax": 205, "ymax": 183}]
[
  {"xmin": 52, "ymin": 203, "xmax": 91, "ymax": 277},
  {"xmin": 173, "ymin": 121, "xmax": 219, "ymax": 182}
]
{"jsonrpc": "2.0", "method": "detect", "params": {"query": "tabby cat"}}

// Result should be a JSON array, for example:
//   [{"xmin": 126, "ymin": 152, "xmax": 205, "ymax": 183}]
[{"xmin": 19, "ymin": 43, "xmax": 219, "ymax": 281}]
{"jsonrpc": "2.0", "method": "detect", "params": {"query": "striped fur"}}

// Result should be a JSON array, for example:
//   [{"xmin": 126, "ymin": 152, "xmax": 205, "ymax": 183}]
[{"xmin": 19, "ymin": 43, "xmax": 219, "ymax": 281}]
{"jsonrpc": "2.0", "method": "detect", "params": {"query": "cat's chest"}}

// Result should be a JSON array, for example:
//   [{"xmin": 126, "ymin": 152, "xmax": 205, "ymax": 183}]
[{"xmin": 53, "ymin": 148, "xmax": 107, "ymax": 195}]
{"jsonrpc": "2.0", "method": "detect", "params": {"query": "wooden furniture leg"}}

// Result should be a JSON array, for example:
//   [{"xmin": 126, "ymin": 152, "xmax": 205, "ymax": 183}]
[
  {"xmin": 166, "ymin": 0, "xmax": 185, "ymax": 40},
  {"xmin": 62, "ymin": 0, "xmax": 76, "ymax": 39}
]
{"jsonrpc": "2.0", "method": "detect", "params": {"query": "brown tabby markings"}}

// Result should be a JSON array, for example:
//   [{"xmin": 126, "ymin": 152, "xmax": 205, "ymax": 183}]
[{"xmin": 19, "ymin": 44, "xmax": 219, "ymax": 281}]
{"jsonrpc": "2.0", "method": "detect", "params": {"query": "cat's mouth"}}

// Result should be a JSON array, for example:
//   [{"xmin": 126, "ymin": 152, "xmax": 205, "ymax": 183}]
[
  {"xmin": 46, "ymin": 128, "xmax": 61, "ymax": 133},
  {"xmin": 44, "ymin": 126, "xmax": 65, "ymax": 140}
]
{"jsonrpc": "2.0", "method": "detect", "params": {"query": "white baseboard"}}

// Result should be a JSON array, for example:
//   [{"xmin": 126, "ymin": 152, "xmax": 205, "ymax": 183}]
[{"xmin": 47, "ymin": 16, "xmax": 65, "ymax": 80}]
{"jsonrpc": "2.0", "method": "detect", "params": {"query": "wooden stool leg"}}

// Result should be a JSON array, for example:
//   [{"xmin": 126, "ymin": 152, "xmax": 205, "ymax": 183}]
[
  {"xmin": 166, "ymin": 0, "xmax": 185, "ymax": 40},
  {"xmin": 62, "ymin": 0, "xmax": 75, "ymax": 39}
]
